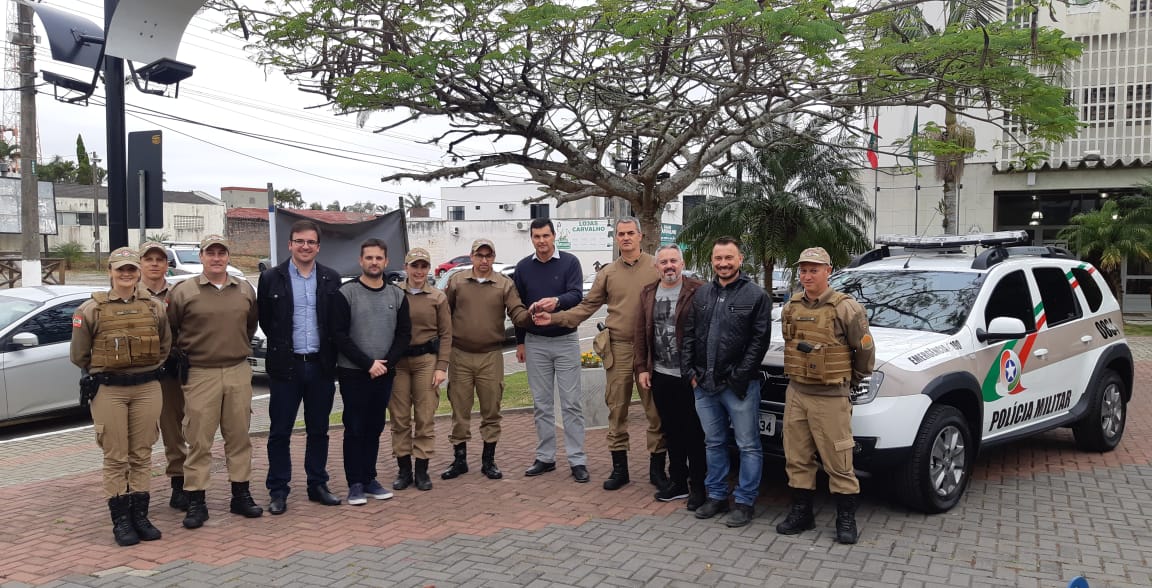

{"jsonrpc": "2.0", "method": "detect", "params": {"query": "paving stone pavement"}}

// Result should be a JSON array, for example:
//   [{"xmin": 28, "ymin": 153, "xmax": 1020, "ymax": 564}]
[{"xmin": 0, "ymin": 338, "xmax": 1149, "ymax": 587}]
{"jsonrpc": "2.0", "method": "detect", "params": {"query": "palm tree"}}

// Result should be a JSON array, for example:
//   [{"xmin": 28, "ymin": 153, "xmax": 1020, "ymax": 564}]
[
  {"xmin": 1058, "ymin": 198, "xmax": 1152, "ymax": 310},
  {"xmin": 403, "ymin": 193, "xmax": 435, "ymax": 210},
  {"xmin": 678, "ymin": 119, "xmax": 873, "ymax": 288}
]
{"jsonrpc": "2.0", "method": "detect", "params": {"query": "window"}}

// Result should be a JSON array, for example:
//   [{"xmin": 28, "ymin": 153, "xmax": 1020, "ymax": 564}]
[
  {"xmin": 447, "ymin": 206, "xmax": 465, "ymax": 221},
  {"xmin": 1070, "ymin": 267, "xmax": 1104, "ymax": 313},
  {"xmin": 829, "ymin": 270, "xmax": 984, "ymax": 335},
  {"xmin": 12, "ymin": 300, "xmax": 83, "ymax": 346},
  {"xmin": 530, "ymin": 203, "xmax": 549, "ymax": 219},
  {"xmin": 173, "ymin": 216, "xmax": 204, "ymax": 232},
  {"xmin": 1032, "ymin": 267, "xmax": 1081, "ymax": 327},
  {"xmin": 984, "ymin": 270, "xmax": 1036, "ymax": 330},
  {"xmin": 1125, "ymin": 84, "xmax": 1152, "ymax": 127},
  {"xmin": 1081, "ymin": 86, "xmax": 1117, "ymax": 129}
]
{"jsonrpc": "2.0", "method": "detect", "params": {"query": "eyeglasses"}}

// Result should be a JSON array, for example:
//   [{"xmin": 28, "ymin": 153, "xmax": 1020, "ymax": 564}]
[
  {"xmin": 290, "ymin": 239, "xmax": 319, "ymax": 247},
  {"xmin": 473, "ymin": 253, "xmax": 495, "ymax": 260}
]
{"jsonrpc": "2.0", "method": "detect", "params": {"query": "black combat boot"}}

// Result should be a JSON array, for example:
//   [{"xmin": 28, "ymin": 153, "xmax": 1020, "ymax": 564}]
[
  {"xmin": 169, "ymin": 476, "xmax": 189, "ymax": 511},
  {"xmin": 603, "ymin": 450, "xmax": 630, "ymax": 491},
  {"xmin": 441, "ymin": 443, "xmax": 469, "ymax": 480},
  {"xmin": 393, "ymin": 455, "xmax": 414, "ymax": 490},
  {"xmin": 834, "ymin": 494, "xmax": 860, "ymax": 544},
  {"xmin": 129, "ymin": 492, "xmax": 162, "ymax": 541},
  {"xmin": 108, "ymin": 495, "xmax": 140, "ymax": 546},
  {"xmin": 182, "ymin": 490, "xmax": 209, "ymax": 529},
  {"xmin": 229, "ymin": 481, "xmax": 264, "ymax": 518},
  {"xmin": 414, "ymin": 458, "xmax": 433, "ymax": 491},
  {"xmin": 649, "ymin": 452, "xmax": 669, "ymax": 489},
  {"xmin": 686, "ymin": 482, "xmax": 707, "ymax": 511},
  {"xmin": 775, "ymin": 488, "xmax": 816, "ymax": 535},
  {"xmin": 481, "ymin": 441, "xmax": 503, "ymax": 480}
]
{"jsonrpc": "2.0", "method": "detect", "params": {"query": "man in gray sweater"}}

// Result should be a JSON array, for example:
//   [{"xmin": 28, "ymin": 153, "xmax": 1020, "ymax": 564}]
[{"xmin": 330, "ymin": 239, "xmax": 412, "ymax": 506}]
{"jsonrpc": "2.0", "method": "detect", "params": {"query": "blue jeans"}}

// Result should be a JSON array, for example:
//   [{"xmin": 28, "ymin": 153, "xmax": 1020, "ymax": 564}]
[
  {"xmin": 695, "ymin": 380, "xmax": 763, "ymax": 506},
  {"xmin": 338, "ymin": 368, "xmax": 395, "ymax": 486},
  {"xmin": 265, "ymin": 359, "xmax": 336, "ymax": 498}
]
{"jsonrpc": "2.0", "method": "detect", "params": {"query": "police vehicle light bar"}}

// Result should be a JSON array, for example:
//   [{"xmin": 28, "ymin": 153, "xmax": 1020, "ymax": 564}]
[{"xmin": 875, "ymin": 231, "xmax": 1030, "ymax": 249}]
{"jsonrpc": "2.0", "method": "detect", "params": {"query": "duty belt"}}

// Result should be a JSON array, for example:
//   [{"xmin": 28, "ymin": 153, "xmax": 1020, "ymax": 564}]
[
  {"xmin": 406, "ymin": 338, "xmax": 440, "ymax": 356},
  {"xmin": 94, "ymin": 369, "xmax": 163, "ymax": 387}
]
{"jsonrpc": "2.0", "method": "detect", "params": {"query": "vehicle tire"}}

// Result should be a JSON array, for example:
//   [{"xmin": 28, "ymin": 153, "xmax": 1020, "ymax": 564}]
[
  {"xmin": 896, "ymin": 404, "xmax": 972, "ymax": 514},
  {"xmin": 1072, "ymin": 369, "xmax": 1126, "ymax": 452}
]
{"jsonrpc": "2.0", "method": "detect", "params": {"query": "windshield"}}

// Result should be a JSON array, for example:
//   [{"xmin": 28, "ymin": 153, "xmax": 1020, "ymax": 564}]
[
  {"xmin": 174, "ymin": 249, "xmax": 202, "ymax": 264},
  {"xmin": 831, "ymin": 270, "xmax": 984, "ymax": 335},
  {"xmin": 0, "ymin": 296, "xmax": 41, "ymax": 331}
]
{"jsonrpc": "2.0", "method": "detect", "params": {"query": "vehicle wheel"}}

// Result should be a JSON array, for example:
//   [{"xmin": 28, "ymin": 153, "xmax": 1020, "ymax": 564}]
[
  {"xmin": 1072, "ymin": 369, "xmax": 1126, "ymax": 452},
  {"xmin": 896, "ymin": 404, "xmax": 972, "ymax": 514}
]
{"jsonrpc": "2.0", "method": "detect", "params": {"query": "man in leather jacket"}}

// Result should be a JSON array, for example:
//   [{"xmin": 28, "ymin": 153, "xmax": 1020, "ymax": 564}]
[{"xmin": 681, "ymin": 236, "xmax": 772, "ymax": 528}]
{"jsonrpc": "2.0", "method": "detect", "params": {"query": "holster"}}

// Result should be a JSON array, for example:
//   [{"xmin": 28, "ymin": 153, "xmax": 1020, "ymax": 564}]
[
  {"xmin": 168, "ymin": 349, "xmax": 191, "ymax": 384},
  {"xmin": 79, "ymin": 374, "xmax": 99, "ymax": 409}
]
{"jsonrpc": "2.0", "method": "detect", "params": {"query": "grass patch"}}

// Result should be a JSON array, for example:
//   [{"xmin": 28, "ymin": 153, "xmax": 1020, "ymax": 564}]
[{"xmin": 1125, "ymin": 323, "xmax": 1152, "ymax": 337}]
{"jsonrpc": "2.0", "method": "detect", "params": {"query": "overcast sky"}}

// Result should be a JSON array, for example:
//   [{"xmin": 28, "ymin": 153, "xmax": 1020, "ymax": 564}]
[{"xmin": 8, "ymin": 1, "xmax": 532, "ymax": 214}]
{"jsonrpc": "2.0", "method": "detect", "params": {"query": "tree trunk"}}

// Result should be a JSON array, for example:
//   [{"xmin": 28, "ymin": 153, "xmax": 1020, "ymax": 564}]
[
  {"xmin": 761, "ymin": 257, "xmax": 774, "ymax": 290},
  {"xmin": 634, "ymin": 199, "xmax": 664, "ymax": 254},
  {"xmin": 942, "ymin": 180, "xmax": 957, "ymax": 234}
]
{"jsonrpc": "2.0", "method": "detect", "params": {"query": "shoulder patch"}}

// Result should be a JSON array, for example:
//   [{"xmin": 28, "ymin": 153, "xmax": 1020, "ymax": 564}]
[
  {"xmin": 860, "ymin": 333, "xmax": 874, "ymax": 350},
  {"xmin": 72, "ymin": 313, "xmax": 83, "ymax": 328}
]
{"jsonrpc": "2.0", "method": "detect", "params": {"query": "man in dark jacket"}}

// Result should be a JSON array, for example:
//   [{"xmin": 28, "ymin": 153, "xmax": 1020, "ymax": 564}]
[
  {"xmin": 258, "ymin": 220, "xmax": 345, "ymax": 514},
  {"xmin": 634, "ymin": 245, "xmax": 706, "ymax": 508},
  {"xmin": 682, "ymin": 236, "xmax": 772, "ymax": 528}
]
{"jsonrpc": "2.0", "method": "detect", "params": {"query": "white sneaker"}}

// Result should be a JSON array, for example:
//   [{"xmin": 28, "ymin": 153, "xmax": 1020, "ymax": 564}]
[
  {"xmin": 364, "ymin": 479, "xmax": 394, "ymax": 500},
  {"xmin": 347, "ymin": 483, "xmax": 367, "ymax": 505}
]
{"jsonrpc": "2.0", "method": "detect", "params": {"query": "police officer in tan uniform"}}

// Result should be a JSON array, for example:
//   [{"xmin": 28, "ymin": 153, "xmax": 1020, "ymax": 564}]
[
  {"xmin": 70, "ymin": 247, "xmax": 171, "ymax": 546},
  {"xmin": 389, "ymin": 248, "xmax": 451, "ymax": 491},
  {"xmin": 776, "ymin": 246, "xmax": 875, "ymax": 544},
  {"xmin": 138, "ymin": 241, "xmax": 189, "ymax": 512},
  {"xmin": 167, "ymin": 235, "xmax": 262, "ymax": 529}
]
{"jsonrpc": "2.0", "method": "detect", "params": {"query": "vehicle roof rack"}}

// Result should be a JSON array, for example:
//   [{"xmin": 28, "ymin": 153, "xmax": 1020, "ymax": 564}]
[
  {"xmin": 970, "ymin": 245, "xmax": 1076, "ymax": 270},
  {"xmin": 875, "ymin": 230, "xmax": 1030, "ymax": 249}
]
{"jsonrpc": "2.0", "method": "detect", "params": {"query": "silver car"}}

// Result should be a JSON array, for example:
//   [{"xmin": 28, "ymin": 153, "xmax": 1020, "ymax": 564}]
[{"xmin": 0, "ymin": 285, "xmax": 101, "ymax": 422}]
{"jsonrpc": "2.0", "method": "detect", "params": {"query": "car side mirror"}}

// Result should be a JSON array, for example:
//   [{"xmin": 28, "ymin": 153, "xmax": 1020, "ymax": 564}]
[
  {"xmin": 976, "ymin": 316, "xmax": 1031, "ymax": 343},
  {"xmin": 10, "ymin": 332, "xmax": 38, "ymax": 349},
  {"xmin": 168, "ymin": 259, "xmax": 176, "ymax": 268}
]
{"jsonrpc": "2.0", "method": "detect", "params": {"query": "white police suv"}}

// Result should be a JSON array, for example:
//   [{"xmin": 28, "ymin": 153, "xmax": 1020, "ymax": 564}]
[{"xmin": 759, "ymin": 231, "xmax": 1133, "ymax": 513}]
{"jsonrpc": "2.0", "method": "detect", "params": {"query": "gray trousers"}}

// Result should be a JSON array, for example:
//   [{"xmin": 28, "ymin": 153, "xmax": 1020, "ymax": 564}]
[{"xmin": 526, "ymin": 332, "xmax": 586, "ymax": 466}]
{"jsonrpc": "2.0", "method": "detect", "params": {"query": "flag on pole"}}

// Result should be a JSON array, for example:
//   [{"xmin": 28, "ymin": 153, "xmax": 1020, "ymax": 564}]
[
  {"xmin": 867, "ymin": 115, "xmax": 879, "ymax": 169},
  {"xmin": 910, "ymin": 112, "xmax": 919, "ymax": 167}
]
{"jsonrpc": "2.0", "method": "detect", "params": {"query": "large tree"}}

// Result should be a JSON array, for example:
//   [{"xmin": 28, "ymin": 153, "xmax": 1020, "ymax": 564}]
[
  {"xmin": 678, "ymin": 118, "xmax": 872, "ymax": 287},
  {"xmin": 274, "ymin": 187, "xmax": 305, "ymax": 208},
  {"xmin": 1058, "ymin": 196, "xmax": 1152, "ymax": 311},
  {"xmin": 221, "ymin": 0, "xmax": 1081, "ymax": 251}
]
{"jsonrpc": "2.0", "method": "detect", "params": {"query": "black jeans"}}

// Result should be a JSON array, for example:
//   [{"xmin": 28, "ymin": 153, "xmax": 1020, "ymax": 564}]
[
  {"xmin": 265, "ymin": 359, "xmax": 336, "ymax": 498},
  {"xmin": 651, "ymin": 371, "xmax": 707, "ymax": 489},
  {"xmin": 338, "ymin": 368, "xmax": 395, "ymax": 486}
]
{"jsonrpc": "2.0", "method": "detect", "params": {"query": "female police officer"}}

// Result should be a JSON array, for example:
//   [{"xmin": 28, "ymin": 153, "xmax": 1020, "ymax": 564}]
[
  {"xmin": 70, "ymin": 247, "xmax": 172, "ymax": 546},
  {"xmin": 389, "ymin": 248, "xmax": 451, "ymax": 491}
]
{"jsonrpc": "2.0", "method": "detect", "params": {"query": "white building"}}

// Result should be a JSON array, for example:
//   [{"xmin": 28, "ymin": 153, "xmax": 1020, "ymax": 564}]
[
  {"xmin": 0, "ymin": 183, "xmax": 226, "ymax": 253},
  {"xmin": 866, "ymin": 1, "xmax": 1152, "ymax": 311},
  {"xmin": 416, "ymin": 182, "xmax": 713, "ymax": 271}
]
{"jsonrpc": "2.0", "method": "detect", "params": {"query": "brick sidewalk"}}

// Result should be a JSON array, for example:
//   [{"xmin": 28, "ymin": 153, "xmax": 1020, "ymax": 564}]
[{"xmin": 0, "ymin": 343, "xmax": 1150, "ymax": 586}]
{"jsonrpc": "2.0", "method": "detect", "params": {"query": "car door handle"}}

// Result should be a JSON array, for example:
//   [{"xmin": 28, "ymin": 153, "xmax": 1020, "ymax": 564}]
[
  {"xmin": 1080, "ymin": 335, "xmax": 1093, "ymax": 344},
  {"xmin": 1033, "ymin": 348, "xmax": 1049, "ymax": 359}
]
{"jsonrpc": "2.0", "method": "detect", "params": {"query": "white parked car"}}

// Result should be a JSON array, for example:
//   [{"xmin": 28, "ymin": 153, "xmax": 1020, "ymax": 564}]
[
  {"xmin": 0, "ymin": 285, "xmax": 101, "ymax": 423},
  {"xmin": 760, "ymin": 231, "xmax": 1133, "ymax": 513},
  {"xmin": 164, "ymin": 242, "xmax": 244, "ymax": 279}
]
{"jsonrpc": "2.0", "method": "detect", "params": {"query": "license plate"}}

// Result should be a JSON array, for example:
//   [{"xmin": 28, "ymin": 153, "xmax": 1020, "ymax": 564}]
[{"xmin": 758, "ymin": 412, "xmax": 776, "ymax": 436}]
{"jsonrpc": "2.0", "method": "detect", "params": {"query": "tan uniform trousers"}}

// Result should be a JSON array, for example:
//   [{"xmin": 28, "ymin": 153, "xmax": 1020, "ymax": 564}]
[
  {"xmin": 390, "ymin": 353, "xmax": 439, "ymax": 459},
  {"xmin": 158, "ymin": 374, "xmax": 187, "ymax": 477},
  {"xmin": 782, "ymin": 387, "xmax": 860, "ymax": 495},
  {"xmin": 606, "ymin": 341, "xmax": 665, "ymax": 454},
  {"xmin": 447, "ymin": 348, "xmax": 504, "ymax": 445},
  {"xmin": 182, "ymin": 361, "xmax": 254, "ymax": 491},
  {"xmin": 90, "ymin": 381, "xmax": 162, "ymax": 498}
]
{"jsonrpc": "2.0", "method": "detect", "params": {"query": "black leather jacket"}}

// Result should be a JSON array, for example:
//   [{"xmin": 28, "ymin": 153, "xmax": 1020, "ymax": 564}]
[
  {"xmin": 257, "ymin": 260, "xmax": 343, "ymax": 380},
  {"xmin": 681, "ymin": 273, "xmax": 773, "ymax": 397}
]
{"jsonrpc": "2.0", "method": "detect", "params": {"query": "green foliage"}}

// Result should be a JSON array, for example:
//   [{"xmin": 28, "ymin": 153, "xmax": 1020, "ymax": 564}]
[
  {"xmin": 1058, "ymin": 197, "xmax": 1152, "ymax": 306},
  {"xmin": 343, "ymin": 200, "xmax": 390, "ymax": 213},
  {"xmin": 402, "ymin": 193, "xmax": 435, "ymax": 209},
  {"xmin": 51, "ymin": 241, "xmax": 86, "ymax": 270},
  {"xmin": 37, "ymin": 156, "xmax": 78, "ymax": 183},
  {"xmin": 325, "ymin": 200, "xmax": 342, "ymax": 211},
  {"xmin": 145, "ymin": 232, "xmax": 170, "ymax": 243},
  {"xmin": 679, "ymin": 119, "xmax": 872, "ymax": 287},
  {"xmin": 226, "ymin": 0, "xmax": 1081, "ymax": 250},
  {"xmin": 274, "ymin": 188, "xmax": 305, "ymax": 208},
  {"xmin": 309, "ymin": 202, "xmax": 323, "ymax": 210}
]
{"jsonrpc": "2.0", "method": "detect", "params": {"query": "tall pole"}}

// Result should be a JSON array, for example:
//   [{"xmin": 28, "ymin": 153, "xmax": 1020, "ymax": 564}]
[
  {"xmin": 266, "ymin": 183, "xmax": 277, "ymax": 266},
  {"xmin": 105, "ymin": 0, "xmax": 128, "ymax": 249},
  {"xmin": 17, "ymin": 2, "xmax": 39, "ymax": 286},
  {"xmin": 92, "ymin": 152, "xmax": 101, "ymax": 267}
]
